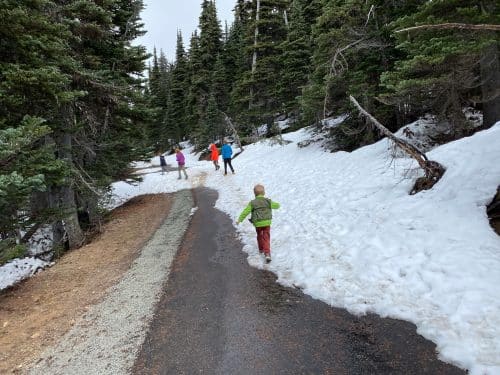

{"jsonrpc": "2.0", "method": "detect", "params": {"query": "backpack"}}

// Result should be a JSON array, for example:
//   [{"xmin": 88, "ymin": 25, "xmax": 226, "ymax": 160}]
[{"xmin": 250, "ymin": 198, "xmax": 272, "ymax": 223}]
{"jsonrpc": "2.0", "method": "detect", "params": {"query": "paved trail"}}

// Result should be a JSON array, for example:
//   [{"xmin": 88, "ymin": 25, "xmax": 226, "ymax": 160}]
[{"xmin": 133, "ymin": 188, "xmax": 464, "ymax": 375}]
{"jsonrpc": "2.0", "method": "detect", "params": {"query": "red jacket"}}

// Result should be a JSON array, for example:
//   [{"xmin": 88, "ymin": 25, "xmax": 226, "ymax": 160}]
[{"xmin": 210, "ymin": 144, "xmax": 219, "ymax": 161}]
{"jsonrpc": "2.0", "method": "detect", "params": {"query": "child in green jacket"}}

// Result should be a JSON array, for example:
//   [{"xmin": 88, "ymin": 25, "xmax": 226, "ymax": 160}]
[{"xmin": 236, "ymin": 184, "xmax": 280, "ymax": 263}]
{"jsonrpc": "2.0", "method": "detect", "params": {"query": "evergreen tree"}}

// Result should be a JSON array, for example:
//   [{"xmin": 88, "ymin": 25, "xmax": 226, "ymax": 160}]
[
  {"xmin": 381, "ymin": 0, "xmax": 500, "ymax": 134},
  {"xmin": 232, "ymin": 0, "xmax": 290, "ymax": 133},
  {"xmin": 149, "ymin": 48, "xmax": 162, "ymax": 106},
  {"xmin": 168, "ymin": 32, "xmax": 189, "ymax": 144},
  {"xmin": 225, "ymin": 0, "xmax": 253, "ymax": 117},
  {"xmin": 188, "ymin": 0, "xmax": 223, "ymax": 145},
  {"xmin": 211, "ymin": 54, "xmax": 229, "ymax": 113},
  {"xmin": 0, "ymin": 0, "xmax": 81, "ymax": 249},
  {"xmin": 277, "ymin": 0, "xmax": 321, "ymax": 115},
  {"xmin": 0, "ymin": 118, "xmax": 64, "ymax": 261},
  {"xmin": 186, "ymin": 30, "xmax": 203, "ymax": 138},
  {"xmin": 59, "ymin": 0, "xmax": 150, "ymax": 236},
  {"xmin": 300, "ymin": 0, "xmax": 427, "ymax": 150},
  {"xmin": 204, "ymin": 92, "xmax": 224, "ymax": 143}
]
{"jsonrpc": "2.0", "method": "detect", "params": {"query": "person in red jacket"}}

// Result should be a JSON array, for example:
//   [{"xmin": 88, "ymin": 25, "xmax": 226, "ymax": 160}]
[{"xmin": 210, "ymin": 143, "xmax": 220, "ymax": 171}]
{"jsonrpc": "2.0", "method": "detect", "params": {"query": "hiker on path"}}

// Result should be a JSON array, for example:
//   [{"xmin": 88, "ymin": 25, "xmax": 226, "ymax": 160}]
[
  {"xmin": 210, "ymin": 143, "xmax": 220, "ymax": 171},
  {"xmin": 236, "ymin": 184, "xmax": 280, "ymax": 263},
  {"xmin": 159, "ymin": 154, "xmax": 168, "ymax": 175},
  {"xmin": 175, "ymin": 148, "xmax": 188, "ymax": 180},
  {"xmin": 221, "ymin": 140, "xmax": 235, "ymax": 175}
]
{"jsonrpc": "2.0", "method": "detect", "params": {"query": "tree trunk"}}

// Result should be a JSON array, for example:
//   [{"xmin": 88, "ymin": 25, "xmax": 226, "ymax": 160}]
[
  {"xmin": 349, "ymin": 95, "xmax": 445, "ymax": 194},
  {"xmin": 251, "ymin": 0, "xmax": 260, "ymax": 75},
  {"xmin": 481, "ymin": 42, "xmax": 500, "ymax": 127},
  {"xmin": 222, "ymin": 112, "xmax": 244, "ymax": 153},
  {"xmin": 57, "ymin": 131, "xmax": 84, "ymax": 249},
  {"xmin": 49, "ymin": 186, "xmax": 66, "ymax": 251},
  {"xmin": 249, "ymin": 0, "xmax": 260, "ymax": 110}
]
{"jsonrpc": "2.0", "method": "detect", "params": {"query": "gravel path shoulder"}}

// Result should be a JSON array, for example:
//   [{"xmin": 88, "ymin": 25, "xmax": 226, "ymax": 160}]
[{"xmin": 28, "ymin": 189, "xmax": 194, "ymax": 375}]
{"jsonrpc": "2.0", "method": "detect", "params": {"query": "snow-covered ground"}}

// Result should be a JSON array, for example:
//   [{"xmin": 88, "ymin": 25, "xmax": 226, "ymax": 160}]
[
  {"xmin": 0, "ymin": 257, "xmax": 51, "ymax": 290},
  {"xmin": 2, "ymin": 120, "xmax": 499, "ymax": 374},
  {"xmin": 110, "ymin": 121, "xmax": 500, "ymax": 374}
]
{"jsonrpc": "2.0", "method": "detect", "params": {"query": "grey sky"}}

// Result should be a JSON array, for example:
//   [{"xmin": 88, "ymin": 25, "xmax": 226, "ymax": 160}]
[{"xmin": 135, "ymin": 0, "xmax": 236, "ymax": 62}]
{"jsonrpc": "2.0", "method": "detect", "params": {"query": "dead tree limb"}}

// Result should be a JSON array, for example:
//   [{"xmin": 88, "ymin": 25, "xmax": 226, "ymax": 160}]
[
  {"xmin": 221, "ymin": 112, "xmax": 244, "ymax": 153},
  {"xmin": 349, "ymin": 95, "xmax": 445, "ymax": 194},
  {"xmin": 395, "ymin": 23, "xmax": 500, "ymax": 33}
]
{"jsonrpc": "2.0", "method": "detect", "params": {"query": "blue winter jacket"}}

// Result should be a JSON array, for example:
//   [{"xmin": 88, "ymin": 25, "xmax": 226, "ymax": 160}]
[{"xmin": 221, "ymin": 144, "xmax": 233, "ymax": 159}]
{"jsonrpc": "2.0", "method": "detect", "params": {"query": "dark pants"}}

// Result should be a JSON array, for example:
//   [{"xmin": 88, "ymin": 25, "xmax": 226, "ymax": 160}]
[
  {"xmin": 223, "ymin": 158, "xmax": 234, "ymax": 174},
  {"xmin": 256, "ymin": 226, "xmax": 271, "ymax": 255}
]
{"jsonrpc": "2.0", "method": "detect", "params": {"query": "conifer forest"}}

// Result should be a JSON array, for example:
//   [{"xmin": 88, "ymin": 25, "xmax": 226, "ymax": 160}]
[{"xmin": 1, "ymin": 0, "xmax": 499, "ymax": 261}]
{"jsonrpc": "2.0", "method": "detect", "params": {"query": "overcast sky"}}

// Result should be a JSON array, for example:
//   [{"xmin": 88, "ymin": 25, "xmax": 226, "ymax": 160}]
[{"xmin": 135, "ymin": 0, "xmax": 236, "ymax": 62}]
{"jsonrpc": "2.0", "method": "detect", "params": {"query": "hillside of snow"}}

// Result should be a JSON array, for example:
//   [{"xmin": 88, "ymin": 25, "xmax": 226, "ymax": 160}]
[{"xmin": 121, "ymin": 123, "xmax": 499, "ymax": 374}]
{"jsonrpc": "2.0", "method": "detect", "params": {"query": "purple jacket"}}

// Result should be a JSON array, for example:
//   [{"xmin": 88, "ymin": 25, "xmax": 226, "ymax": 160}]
[{"xmin": 176, "ymin": 151, "xmax": 185, "ymax": 165}]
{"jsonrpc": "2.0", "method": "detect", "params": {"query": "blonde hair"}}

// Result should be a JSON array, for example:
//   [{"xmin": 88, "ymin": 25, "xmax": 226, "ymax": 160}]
[{"xmin": 253, "ymin": 184, "xmax": 265, "ymax": 196}]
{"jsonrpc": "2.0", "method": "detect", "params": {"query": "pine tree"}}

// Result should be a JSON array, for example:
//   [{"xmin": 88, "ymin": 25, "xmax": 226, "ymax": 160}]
[
  {"xmin": 300, "ymin": 0, "xmax": 427, "ymax": 150},
  {"xmin": 232, "ymin": 0, "xmax": 290, "ymax": 132},
  {"xmin": 0, "ymin": 118, "xmax": 63, "ymax": 260},
  {"xmin": 59, "ymin": 0, "xmax": 150, "ymax": 237},
  {"xmin": 188, "ymin": 0, "xmax": 223, "ymax": 145},
  {"xmin": 225, "ymin": 1, "xmax": 252, "ymax": 118},
  {"xmin": 277, "ymin": 0, "xmax": 321, "ymax": 115},
  {"xmin": 168, "ymin": 32, "xmax": 190, "ymax": 144},
  {"xmin": 0, "ymin": 0, "xmax": 81, "ymax": 249},
  {"xmin": 204, "ymin": 92, "xmax": 224, "ymax": 144},
  {"xmin": 381, "ymin": 0, "xmax": 500, "ymax": 134}
]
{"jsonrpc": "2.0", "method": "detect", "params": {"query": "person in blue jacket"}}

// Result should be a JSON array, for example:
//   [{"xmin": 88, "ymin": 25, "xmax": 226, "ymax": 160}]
[{"xmin": 221, "ymin": 139, "xmax": 235, "ymax": 175}]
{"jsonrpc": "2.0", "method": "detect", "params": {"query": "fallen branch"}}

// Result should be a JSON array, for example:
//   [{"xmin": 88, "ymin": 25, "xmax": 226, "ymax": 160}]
[
  {"xmin": 395, "ymin": 23, "xmax": 500, "ymax": 33},
  {"xmin": 221, "ymin": 112, "xmax": 244, "ymax": 153},
  {"xmin": 349, "ymin": 95, "xmax": 445, "ymax": 194}
]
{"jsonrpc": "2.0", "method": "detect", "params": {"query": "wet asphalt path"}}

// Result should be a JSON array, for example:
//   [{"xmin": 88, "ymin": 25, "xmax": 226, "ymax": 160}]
[{"xmin": 133, "ymin": 188, "xmax": 465, "ymax": 375}]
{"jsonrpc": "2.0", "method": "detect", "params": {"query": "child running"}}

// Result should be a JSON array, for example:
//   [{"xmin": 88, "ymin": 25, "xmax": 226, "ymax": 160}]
[{"xmin": 236, "ymin": 184, "xmax": 280, "ymax": 263}]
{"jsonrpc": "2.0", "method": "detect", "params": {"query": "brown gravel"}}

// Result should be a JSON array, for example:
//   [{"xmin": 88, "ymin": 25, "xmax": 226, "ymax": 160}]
[{"xmin": 0, "ymin": 194, "xmax": 172, "ymax": 374}]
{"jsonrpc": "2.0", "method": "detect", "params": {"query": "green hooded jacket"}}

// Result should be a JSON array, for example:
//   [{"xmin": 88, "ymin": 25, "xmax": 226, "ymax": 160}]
[{"xmin": 238, "ymin": 195, "xmax": 280, "ymax": 227}]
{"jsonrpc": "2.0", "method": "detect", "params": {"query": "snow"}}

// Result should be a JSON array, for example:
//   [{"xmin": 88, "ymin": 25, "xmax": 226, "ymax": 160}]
[
  {"xmin": 109, "ymin": 121, "xmax": 500, "ymax": 374},
  {"xmin": 0, "ymin": 257, "xmax": 51, "ymax": 290},
  {"xmin": 2, "ymin": 119, "xmax": 498, "ymax": 373}
]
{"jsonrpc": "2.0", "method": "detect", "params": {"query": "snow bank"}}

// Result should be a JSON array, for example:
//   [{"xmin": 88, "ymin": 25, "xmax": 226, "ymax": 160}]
[
  {"xmin": 14, "ymin": 121, "xmax": 497, "ymax": 373},
  {"xmin": 0, "ymin": 257, "xmax": 50, "ymax": 290},
  {"xmin": 203, "ymin": 124, "xmax": 500, "ymax": 374}
]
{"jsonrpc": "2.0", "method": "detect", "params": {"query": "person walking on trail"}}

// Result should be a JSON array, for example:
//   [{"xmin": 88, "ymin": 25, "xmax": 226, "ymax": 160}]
[
  {"xmin": 236, "ymin": 184, "xmax": 280, "ymax": 263},
  {"xmin": 175, "ymin": 148, "xmax": 188, "ymax": 180},
  {"xmin": 210, "ymin": 143, "xmax": 220, "ymax": 171},
  {"xmin": 159, "ymin": 154, "xmax": 168, "ymax": 175},
  {"xmin": 221, "ymin": 140, "xmax": 235, "ymax": 175}
]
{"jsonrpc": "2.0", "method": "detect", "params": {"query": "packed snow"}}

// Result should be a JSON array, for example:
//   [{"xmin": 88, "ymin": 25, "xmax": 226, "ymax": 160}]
[
  {"xmin": 2, "ymin": 120, "xmax": 498, "ymax": 374},
  {"xmin": 108, "ymin": 121, "xmax": 500, "ymax": 374},
  {"xmin": 0, "ymin": 257, "xmax": 50, "ymax": 290}
]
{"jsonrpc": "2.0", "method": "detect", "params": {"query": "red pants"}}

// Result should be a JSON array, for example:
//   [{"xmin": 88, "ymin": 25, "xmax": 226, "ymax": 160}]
[{"xmin": 255, "ymin": 226, "xmax": 271, "ymax": 255}]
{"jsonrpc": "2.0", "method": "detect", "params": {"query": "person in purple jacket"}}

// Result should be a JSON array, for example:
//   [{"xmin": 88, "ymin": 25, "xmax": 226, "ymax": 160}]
[{"xmin": 175, "ymin": 147, "xmax": 188, "ymax": 180}]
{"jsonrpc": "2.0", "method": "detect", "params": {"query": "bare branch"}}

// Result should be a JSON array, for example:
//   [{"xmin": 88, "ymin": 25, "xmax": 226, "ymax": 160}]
[
  {"xmin": 365, "ymin": 5, "xmax": 375, "ymax": 27},
  {"xmin": 221, "ymin": 112, "xmax": 244, "ymax": 153},
  {"xmin": 396, "ymin": 23, "xmax": 500, "ymax": 33},
  {"xmin": 349, "ymin": 95, "xmax": 445, "ymax": 192}
]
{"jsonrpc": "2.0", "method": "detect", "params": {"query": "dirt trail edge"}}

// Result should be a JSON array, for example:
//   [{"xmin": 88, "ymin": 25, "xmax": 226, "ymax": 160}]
[
  {"xmin": 133, "ymin": 187, "xmax": 465, "ymax": 374},
  {"xmin": 27, "ymin": 189, "xmax": 194, "ymax": 375}
]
